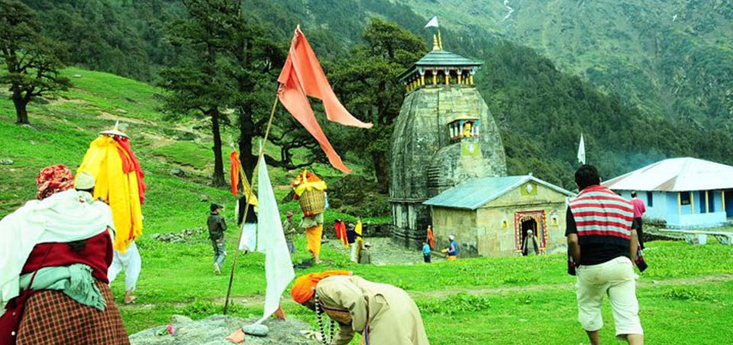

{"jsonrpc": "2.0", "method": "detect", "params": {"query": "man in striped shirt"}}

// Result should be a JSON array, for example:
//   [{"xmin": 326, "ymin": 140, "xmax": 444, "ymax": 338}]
[{"xmin": 566, "ymin": 165, "xmax": 643, "ymax": 345}]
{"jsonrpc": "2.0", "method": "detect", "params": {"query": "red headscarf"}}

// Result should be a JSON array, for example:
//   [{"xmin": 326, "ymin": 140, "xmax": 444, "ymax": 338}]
[
  {"xmin": 290, "ymin": 270, "xmax": 352, "ymax": 304},
  {"xmin": 36, "ymin": 164, "xmax": 74, "ymax": 200}
]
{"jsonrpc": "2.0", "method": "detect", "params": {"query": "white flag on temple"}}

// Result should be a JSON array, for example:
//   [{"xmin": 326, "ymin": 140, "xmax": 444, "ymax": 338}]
[
  {"xmin": 577, "ymin": 134, "xmax": 586, "ymax": 165},
  {"xmin": 254, "ymin": 156, "xmax": 294, "ymax": 325},
  {"xmin": 425, "ymin": 16, "xmax": 439, "ymax": 28}
]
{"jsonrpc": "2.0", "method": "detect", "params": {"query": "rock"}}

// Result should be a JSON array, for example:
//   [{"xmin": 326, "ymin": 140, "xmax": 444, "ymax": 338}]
[
  {"xmin": 171, "ymin": 315, "xmax": 193, "ymax": 325},
  {"xmin": 0, "ymin": 159, "xmax": 13, "ymax": 165},
  {"xmin": 243, "ymin": 324, "xmax": 268, "ymax": 337},
  {"xmin": 21, "ymin": 124, "xmax": 38, "ymax": 131},
  {"xmin": 170, "ymin": 168, "xmax": 185, "ymax": 177},
  {"xmin": 151, "ymin": 228, "xmax": 204, "ymax": 243},
  {"xmin": 129, "ymin": 315, "xmax": 319, "ymax": 345},
  {"xmin": 73, "ymin": 74, "xmax": 82, "ymax": 78}
]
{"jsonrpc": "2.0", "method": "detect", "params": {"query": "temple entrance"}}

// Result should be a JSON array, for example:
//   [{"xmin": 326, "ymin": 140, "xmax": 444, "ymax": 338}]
[
  {"xmin": 520, "ymin": 218, "xmax": 537, "ymax": 256},
  {"xmin": 514, "ymin": 211, "xmax": 546, "ymax": 255}
]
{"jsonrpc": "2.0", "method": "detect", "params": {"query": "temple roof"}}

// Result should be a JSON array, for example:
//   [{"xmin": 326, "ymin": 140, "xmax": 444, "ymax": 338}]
[
  {"xmin": 398, "ymin": 49, "xmax": 482, "ymax": 81},
  {"xmin": 424, "ymin": 176, "xmax": 575, "ymax": 210}
]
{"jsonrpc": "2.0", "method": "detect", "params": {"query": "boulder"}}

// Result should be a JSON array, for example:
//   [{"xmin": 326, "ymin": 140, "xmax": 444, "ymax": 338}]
[
  {"xmin": 170, "ymin": 168, "xmax": 185, "ymax": 177},
  {"xmin": 0, "ymin": 159, "xmax": 13, "ymax": 165},
  {"xmin": 129, "ymin": 315, "xmax": 319, "ymax": 345}
]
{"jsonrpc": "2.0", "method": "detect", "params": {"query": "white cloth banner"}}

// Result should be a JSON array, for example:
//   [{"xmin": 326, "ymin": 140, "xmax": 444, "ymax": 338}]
[
  {"xmin": 425, "ymin": 16, "xmax": 439, "ymax": 28},
  {"xmin": 577, "ymin": 133, "xmax": 586, "ymax": 165},
  {"xmin": 238, "ymin": 223, "xmax": 257, "ymax": 252},
  {"xmin": 254, "ymin": 156, "xmax": 295, "ymax": 325}
]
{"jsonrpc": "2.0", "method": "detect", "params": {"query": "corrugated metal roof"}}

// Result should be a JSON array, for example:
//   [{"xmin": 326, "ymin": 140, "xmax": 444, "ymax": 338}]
[
  {"xmin": 603, "ymin": 157, "xmax": 733, "ymax": 192},
  {"xmin": 423, "ymin": 176, "xmax": 575, "ymax": 210}
]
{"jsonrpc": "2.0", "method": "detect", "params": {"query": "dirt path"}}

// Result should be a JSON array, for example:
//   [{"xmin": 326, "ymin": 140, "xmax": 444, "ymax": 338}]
[{"xmin": 119, "ymin": 273, "xmax": 733, "ymax": 311}]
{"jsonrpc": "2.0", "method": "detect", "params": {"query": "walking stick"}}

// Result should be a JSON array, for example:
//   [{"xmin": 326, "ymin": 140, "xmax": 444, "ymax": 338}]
[{"xmin": 224, "ymin": 94, "xmax": 279, "ymax": 314}]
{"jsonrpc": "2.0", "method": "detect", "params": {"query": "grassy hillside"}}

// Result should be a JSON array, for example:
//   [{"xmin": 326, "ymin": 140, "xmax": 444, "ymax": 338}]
[{"xmin": 2, "ymin": 68, "xmax": 733, "ymax": 344}]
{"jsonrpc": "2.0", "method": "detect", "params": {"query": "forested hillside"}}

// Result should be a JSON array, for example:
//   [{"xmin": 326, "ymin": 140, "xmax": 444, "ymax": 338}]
[
  {"xmin": 12, "ymin": 0, "xmax": 733, "ymax": 188},
  {"xmin": 402, "ymin": 0, "xmax": 733, "ymax": 129}
]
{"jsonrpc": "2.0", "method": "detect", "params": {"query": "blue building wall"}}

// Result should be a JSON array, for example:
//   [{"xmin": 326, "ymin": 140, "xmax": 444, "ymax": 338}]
[{"xmin": 615, "ymin": 189, "xmax": 727, "ymax": 228}]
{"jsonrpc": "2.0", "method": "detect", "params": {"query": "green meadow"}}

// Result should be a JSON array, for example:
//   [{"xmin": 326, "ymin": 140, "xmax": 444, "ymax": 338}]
[{"xmin": 1, "ymin": 69, "xmax": 732, "ymax": 344}]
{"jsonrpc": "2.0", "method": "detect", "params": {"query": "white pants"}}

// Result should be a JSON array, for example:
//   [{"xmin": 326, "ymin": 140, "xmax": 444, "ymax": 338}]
[
  {"xmin": 109, "ymin": 241, "xmax": 142, "ymax": 292},
  {"xmin": 350, "ymin": 243, "xmax": 358, "ymax": 262},
  {"xmin": 239, "ymin": 223, "xmax": 257, "ymax": 252},
  {"xmin": 576, "ymin": 256, "xmax": 643, "ymax": 339}
]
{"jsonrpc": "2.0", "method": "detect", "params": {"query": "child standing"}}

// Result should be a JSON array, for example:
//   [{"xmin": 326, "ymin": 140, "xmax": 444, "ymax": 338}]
[{"xmin": 422, "ymin": 241, "xmax": 431, "ymax": 263}]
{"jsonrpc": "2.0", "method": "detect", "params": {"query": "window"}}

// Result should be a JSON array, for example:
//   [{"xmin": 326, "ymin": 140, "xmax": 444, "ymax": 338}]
[
  {"xmin": 708, "ymin": 191, "xmax": 715, "ymax": 213},
  {"xmin": 699, "ymin": 191, "xmax": 706, "ymax": 213},
  {"xmin": 680, "ymin": 191, "xmax": 691, "ymax": 205},
  {"xmin": 646, "ymin": 192, "xmax": 653, "ymax": 207}
]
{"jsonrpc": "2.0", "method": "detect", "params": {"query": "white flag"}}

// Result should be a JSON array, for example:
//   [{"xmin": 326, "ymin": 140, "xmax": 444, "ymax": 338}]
[
  {"xmin": 253, "ymin": 156, "xmax": 295, "ymax": 325},
  {"xmin": 577, "ymin": 134, "xmax": 586, "ymax": 165},
  {"xmin": 425, "ymin": 16, "xmax": 439, "ymax": 28}
]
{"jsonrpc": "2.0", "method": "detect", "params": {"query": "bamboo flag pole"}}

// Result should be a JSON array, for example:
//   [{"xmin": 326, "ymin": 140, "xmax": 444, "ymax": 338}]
[{"xmin": 224, "ymin": 94, "xmax": 280, "ymax": 315}]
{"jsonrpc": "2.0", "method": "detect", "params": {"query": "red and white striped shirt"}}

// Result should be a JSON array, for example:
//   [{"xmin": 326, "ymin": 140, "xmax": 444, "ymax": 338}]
[{"xmin": 569, "ymin": 185, "xmax": 633, "ymax": 244}]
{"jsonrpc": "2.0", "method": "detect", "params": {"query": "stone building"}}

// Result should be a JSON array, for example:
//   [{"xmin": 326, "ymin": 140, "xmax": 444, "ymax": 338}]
[
  {"xmin": 390, "ymin": 38, "xmax": 507, "ymax": 248},
  {"xmin": 423, "ymin": 176, "xmax": 575, "ymax": 257}
]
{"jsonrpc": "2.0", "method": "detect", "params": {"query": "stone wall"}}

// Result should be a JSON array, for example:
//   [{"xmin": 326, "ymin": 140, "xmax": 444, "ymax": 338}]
[
  {"xmin": 390, "ymin": 86, "xmax": 506, "ymax": 248},
  {"xmin": 429, "ymin": 181, "xmax": 570, "ymax": 257}
]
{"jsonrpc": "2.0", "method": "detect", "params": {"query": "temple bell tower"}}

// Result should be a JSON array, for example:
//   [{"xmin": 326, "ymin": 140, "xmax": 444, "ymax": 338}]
[{"xmin": 389, "ymin": 35, "xmax": 507, "ymax": 247}]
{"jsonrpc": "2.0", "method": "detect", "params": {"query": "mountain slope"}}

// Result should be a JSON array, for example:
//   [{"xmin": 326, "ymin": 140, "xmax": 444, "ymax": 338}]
[
  {"xmin": 11, "ymin": 0, "xmax": 733, "ymax": 189},
  {"xmin": 402, "ymin": 0, "xmax": 733, "ymax": 128}
]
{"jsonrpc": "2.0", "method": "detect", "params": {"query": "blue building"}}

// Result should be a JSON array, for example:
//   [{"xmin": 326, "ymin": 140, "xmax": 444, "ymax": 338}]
[{"xmin": 603, "ymin": 158, "xmax": 733, "ymax": 228}]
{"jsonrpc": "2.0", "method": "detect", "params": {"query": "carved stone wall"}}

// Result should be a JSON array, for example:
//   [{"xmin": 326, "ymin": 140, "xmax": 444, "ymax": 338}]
[{"xmin": 390, "ymin": 86, "xmax": 506, "ymax": 248}]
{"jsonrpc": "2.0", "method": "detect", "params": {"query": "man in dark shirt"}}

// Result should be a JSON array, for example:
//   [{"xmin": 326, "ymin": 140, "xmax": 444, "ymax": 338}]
[
  {"xmin": 566, "ymin": 165, "xmax": 643, "ymax": 345},
  {"xmin": 207, "ymin": 203, "xmax": 227, "ymax": 275}
]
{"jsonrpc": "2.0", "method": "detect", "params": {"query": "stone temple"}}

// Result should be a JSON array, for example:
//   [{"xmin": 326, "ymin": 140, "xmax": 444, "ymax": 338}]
[{"xmin": 390, "ymin": 38, "xmax": 507, "ymax": 248}]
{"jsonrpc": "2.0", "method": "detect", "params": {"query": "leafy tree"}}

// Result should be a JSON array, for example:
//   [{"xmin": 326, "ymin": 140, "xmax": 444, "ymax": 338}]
[
  {"xmin": 0, "ymin": 0, "xmax": 70, "ymax": 124},
  {"xmin": 223, "ymin": 18, "xmax": 323, "ymax": 180},
  {"xmin": 331, "ymin": 18, "xmax": 425, "ymax": 192},
  {"xmin": 158, "ymin": 0, "xmax": 239, "ymax": 187}
]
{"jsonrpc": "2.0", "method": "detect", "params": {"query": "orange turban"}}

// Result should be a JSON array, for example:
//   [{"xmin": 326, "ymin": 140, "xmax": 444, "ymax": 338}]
[{"xmin": 290, "ymin": 270, "xmax": 351, "ymax": 304}]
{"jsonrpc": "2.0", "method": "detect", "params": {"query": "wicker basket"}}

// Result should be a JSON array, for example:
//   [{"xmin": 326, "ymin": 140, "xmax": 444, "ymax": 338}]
[{"xmin": 299, "ymin": 189, "xmax": 325, "ymax": 216}]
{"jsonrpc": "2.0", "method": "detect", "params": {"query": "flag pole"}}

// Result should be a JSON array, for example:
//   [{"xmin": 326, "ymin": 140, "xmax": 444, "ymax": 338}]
[{"xmin": 224, "ymin": 93, "xmax": 280, "ymax": 315}]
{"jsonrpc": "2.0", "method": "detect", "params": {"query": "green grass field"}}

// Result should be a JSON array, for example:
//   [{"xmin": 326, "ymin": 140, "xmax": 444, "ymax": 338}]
[{"xmin": 2, "ymin": 69, "xmax": 732, "ymax": 344}]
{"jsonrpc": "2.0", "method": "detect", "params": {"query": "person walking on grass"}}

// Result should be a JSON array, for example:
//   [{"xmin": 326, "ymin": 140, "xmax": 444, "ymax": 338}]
[
  {"xmin": 630, "ymin": 191, "xmax": 647, "ymax": 249},
  {"xmin": 207, "ymin": 204, "xmax": 227, "ymax": 275},
  {"xmin": 566, "ymin": 165, "xmax": 644, "ymax": 345}
]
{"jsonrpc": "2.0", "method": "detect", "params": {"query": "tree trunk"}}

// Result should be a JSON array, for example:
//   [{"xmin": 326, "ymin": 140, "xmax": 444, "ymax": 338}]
[
  {"xmin": 12, "ymin": 95, "xmax": 30, "ymax": 125},
  {"xmin": 210, "ymin": 108, "xmax": 226, "ymax": 187},
  {"xmin": 238, "ymin": 110, "xmax": 256, "ymax": 183},
  {"xmin": 372, "ymin": 151, "xmax": 390, "ymax": 193}
]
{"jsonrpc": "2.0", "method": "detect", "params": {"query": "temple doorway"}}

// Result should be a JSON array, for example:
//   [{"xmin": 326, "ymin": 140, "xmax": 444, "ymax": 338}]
[
  {"xmin": 514, "ymin": 210, "xmax": 546, "ymax": 255},
  {"xmin": 520, "ymin": 218, "xmax": 537, "ymax": 256}
]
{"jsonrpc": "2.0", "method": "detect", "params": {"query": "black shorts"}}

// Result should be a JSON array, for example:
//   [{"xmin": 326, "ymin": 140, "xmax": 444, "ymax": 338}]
[{"xmin": 631, "ymin": 218, "xmax": 643, "ymax": 230}]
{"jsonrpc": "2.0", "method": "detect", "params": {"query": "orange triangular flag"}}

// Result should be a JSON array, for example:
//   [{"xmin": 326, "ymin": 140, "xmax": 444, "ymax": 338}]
[
  {"xmin": 230, "ymin": 151, "xmax": 241, "ymax": 196},
  {"xmin": 277, "ymin": 26, "xmax": 372, "ymax": 174}
]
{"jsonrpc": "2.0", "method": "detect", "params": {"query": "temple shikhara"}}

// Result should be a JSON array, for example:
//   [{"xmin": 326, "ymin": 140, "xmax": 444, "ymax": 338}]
[{"xmin": 389, "ymin": 34, "xmax": 507, "ymax": 249}]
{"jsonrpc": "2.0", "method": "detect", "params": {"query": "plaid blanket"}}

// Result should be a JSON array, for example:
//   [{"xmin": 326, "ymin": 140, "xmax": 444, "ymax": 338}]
[{"xmin": 16, "ymin": 281, "xmax": 129, "ymax": 345}]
